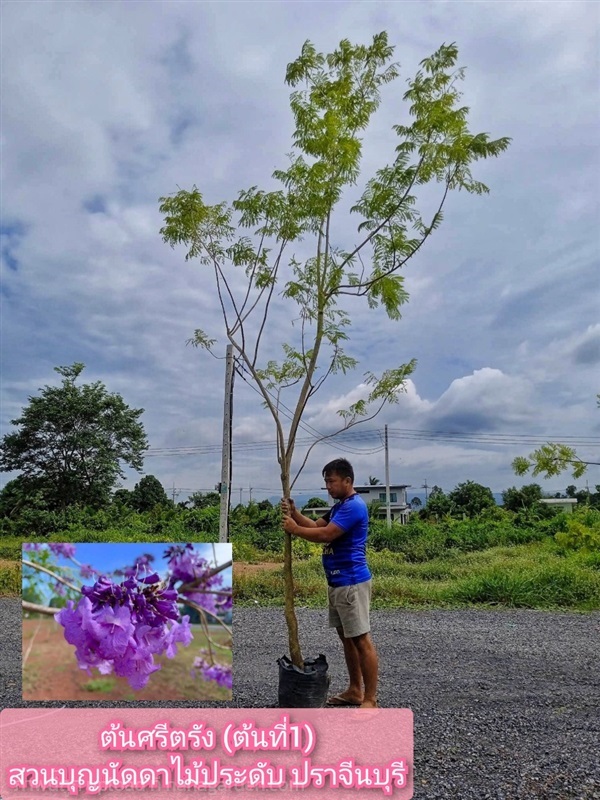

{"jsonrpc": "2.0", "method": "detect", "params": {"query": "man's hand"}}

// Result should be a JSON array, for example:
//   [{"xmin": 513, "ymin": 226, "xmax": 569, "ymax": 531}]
[
  {"xmin": 281, "ymin": 497, "xmax": 296, "ymax": 516},
  {"xmin": 282, "ymin": 514, "xmax": 298, "ymax": 535}
]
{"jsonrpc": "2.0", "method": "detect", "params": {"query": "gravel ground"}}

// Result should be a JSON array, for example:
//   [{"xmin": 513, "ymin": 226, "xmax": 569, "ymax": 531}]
[
  {"xmin": 232, "ymin": 607, "xmax": 600, "ymax": 800},
  {"xmin": 2, "ymin": 598, "xmax": 599, "ymax": 798}
]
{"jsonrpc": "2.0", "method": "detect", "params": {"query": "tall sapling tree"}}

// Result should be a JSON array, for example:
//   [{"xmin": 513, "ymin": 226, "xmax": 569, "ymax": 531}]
[{"xmin": 159, "ymin": 33, "xmax": 510, "ymax": 667}]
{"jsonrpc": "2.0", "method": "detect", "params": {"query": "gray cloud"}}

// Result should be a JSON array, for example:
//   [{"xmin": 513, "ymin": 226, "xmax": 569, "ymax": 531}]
[
  {"xmin": 1, "ymin": 1, "xmax": 598, "ymax": 498},
  {"xmin": 572, "ymin": 327, "xmax": 600, "ymax": 366}
]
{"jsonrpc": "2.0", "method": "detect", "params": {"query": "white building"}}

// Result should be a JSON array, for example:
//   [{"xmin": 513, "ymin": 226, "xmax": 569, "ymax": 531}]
[
  {"xmin": 354, "ymin": 484, "xmax": 412, "ymax": 524},
  {"xmin": 303, "ymin": 483, "xmax": 412, "ymax": 524},
  {"xmin": 539, "ymin": 498, "xmax": 578, "ymax": 514}
]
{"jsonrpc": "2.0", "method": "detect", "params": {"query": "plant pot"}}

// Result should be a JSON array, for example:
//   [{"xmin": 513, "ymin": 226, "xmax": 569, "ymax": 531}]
[{"xmin": 277, "ymin": 653, "xmax": 330, "ymax": 708}]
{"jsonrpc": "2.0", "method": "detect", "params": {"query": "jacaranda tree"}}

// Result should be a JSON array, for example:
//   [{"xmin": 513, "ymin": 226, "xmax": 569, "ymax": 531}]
[{"xmin": 159, "ymin": 33, "xmax": 510, "ymax": 667}]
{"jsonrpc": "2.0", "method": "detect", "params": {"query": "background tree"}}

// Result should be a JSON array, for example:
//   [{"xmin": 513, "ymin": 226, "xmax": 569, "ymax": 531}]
[
  {"xmin": 301, "ymin": 496, "xmax": 330, "ymax": 519},
  {"xmin": 0, "ymin": 476, "xmax": 45, "ymax": 518},
  {"xmin": 368, "ymin": 476, "xmax": 381, "ymax": 485},
  {"xmin": 112, "ymin": 488, "xmax": 133, "ymax": 508},
  {"xmin": 448, "ymin": 480, "xmax": 495, "ymax": 518},
  {"xmin": 424, "ymin": 486, "xmax": 451, "ymax": 518},
  {"xmin": 0, "ymin": 364, "xmax": 148, "ymax": 511},
  {"xmin": 230, "ymin": 499, "xmax": 280, "ymax": 533},
  {"xmin": 563, "ymin": 484, "xmax": 600, "ymax": 510},
  {"xmin": 187, "ymin": 491, "xmax": 221, "ymax": 510},
  {"xmin": 159, "ymin": 34, "xmax": 510, "ymax": 666},
  {"xmin": 302, "ymin": 496, "xmax": 330, "ymax": 511},
  {"xmin": 130, "ymin": 475, "xmax": 170, "ymax": 512},
  {"xmin": 501, "ymin": 483, "xmax": 543, "ymax": 513},
  {"xmin": 410, "ymin": 496, "xmax": 422, "ymax": 508}
]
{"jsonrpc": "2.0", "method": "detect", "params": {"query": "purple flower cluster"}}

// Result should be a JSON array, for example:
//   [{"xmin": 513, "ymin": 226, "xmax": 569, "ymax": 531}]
[
  {"xmin": 23, "ymin": 543, "xmax": 42, "ymax": 552},
  {"xmin": 164, "ymin": 545, "xmax": 232, "ymax": 616},
  {"xmin": 123, "ymin": 553, "xmax": 155, "ymax": 578},
  {"xmin": 79, "ymin": 563, "xmax": 98, "ymax": 580},
  {"xmin": 192, "ymin": 655, "xmax": 232, "ymax": 691},
  {"xmin": 56, "ymin": 572, "xmax": 192, "ymax": 690},
  {"xmin": 48, "ymin": 543, "xmax": 77, "ymax": 559}
]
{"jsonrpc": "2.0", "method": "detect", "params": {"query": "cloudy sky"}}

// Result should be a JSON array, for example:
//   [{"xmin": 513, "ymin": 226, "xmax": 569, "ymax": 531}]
[{"xmin": 2, "ymin": 0, "xmax": 598, "ymax": 504}]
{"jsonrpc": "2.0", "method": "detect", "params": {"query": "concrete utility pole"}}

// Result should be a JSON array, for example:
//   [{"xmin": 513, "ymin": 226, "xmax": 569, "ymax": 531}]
[
  {"xmin": 384, "ymin": 424, "xmax": 392, "ymax": 528},
  {"xmin": 219, "ymin": 345, "xmax": 234, "ymax": 542},
  {"xmin": 421, "ymin": 479, "xmax": 429, "ymax": 504}
]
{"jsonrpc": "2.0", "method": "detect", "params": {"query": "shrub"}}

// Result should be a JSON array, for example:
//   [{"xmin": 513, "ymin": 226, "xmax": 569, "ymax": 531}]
[
  {"xmin": 0, "ymin": 561, "xmax": 21, "ymax": 595},
  {"xmin": 554, "ymin": 510, "xmax": 600, "ymax": 553},
  {"xmin": 447, "ymin": 562, "xmax": 600, "ymax": 608},
  {"xmin": 0, "ymin": 539, "xmax": 23, "ymax": 560}
]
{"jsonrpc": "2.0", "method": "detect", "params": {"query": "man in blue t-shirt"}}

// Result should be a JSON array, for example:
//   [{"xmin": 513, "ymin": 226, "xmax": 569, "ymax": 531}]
[{"xmin": 282, "ymin": 458, "xmax": 378, "ymax": 708}]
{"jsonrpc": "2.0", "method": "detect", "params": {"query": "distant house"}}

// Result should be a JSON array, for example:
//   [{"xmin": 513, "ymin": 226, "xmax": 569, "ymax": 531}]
[
  {"xmin": 304, "ymin": 484, "xmax": 412, "ymax": 524},
  {"xmin": 539, "ymin": 498, "xmax": 578, "ymax": 514},
  {"xmin": 354, "ymin": 484, "xmax": 412, "ymax": 524},
  {"xmin": 302, "ymin": 502, "xmax": 331, "ymax": 518}
]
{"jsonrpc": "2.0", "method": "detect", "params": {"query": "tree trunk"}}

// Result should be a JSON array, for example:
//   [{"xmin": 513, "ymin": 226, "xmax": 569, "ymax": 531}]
[{"xmin": 281, "ymin": 470, "xmax": 303, "ymax": 668}]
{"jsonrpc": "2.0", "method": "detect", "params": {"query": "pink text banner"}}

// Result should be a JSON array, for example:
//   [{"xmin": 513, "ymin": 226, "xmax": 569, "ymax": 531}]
[{"xmin": 1, "ymin": 708, "xmax": 413, "ymax": 799}]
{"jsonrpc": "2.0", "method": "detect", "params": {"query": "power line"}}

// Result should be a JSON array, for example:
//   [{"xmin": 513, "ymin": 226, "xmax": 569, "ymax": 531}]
[
  {"xmin": 233, "ymin": 361, "xmax": 385, "ymax": 456},
  {"xmin": 146, "ymin": 425, "xmax": 599, "ymax": 457}
]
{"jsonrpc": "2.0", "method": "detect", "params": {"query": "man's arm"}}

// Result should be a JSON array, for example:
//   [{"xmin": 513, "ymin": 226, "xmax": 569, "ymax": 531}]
[{"xmin": 283, "ymin": 515, "xmax": 345, "ymax": 544}]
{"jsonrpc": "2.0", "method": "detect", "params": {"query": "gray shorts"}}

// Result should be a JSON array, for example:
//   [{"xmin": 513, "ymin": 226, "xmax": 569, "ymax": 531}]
[{"xmin": 328, "ymin": 579, "xmax": 372, "ymax": 638}]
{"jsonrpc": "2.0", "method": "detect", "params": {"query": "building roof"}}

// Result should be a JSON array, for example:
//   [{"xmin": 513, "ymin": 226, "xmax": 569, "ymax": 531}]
[{"xmin": 354, "ymin": 484, "xmax": 412, "ymax": 490}]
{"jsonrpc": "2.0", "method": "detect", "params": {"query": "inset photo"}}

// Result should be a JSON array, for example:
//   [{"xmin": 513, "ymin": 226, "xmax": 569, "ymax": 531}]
[{"xmin": 22, "ymin": 542, "xmax": 232, "ymax": 702}]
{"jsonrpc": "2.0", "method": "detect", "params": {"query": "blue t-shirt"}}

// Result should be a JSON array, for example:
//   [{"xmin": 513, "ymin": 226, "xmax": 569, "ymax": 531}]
[{"xmin": 321, "ymin": 493, "xmax": 371, "ymax": 587}]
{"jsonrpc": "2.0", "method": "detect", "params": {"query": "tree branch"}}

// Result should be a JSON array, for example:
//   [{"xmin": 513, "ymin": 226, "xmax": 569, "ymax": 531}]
[
  {"xmin": 236, "ymin": 229, "xmax": 267, "ymax": 320},
  {"xmin": 22, "ymin": 600, "xmax": 60, "ymax": 616},
  {"xmin": 290, "ymin": 395, "xmax": 390, "ymax": 490},
  {"xmin": 285, "ymin": 225, "xmax": 327, "ymax": 465},
  {"xmin": 179, "ymin": 596, "xmax": 232, "ymax": 637},
  {"xmin": 231, "ymin": 342, "xmax": 287, "ymax": 468},
  {"xmin": 22, "ymin": 559, "xmax": 81, "ymax": 594},
  {"xmin": 251, "ymin": 240, "xmax": 287, "ymax": 368},
  {"xmin": 337, "ymin": 167, "xmax": 456, "ymax": 296},
  {"xmin": 325, "ymin": 152, "xmax": 427, "ymax": 297},
  {"xmin": 178, "ymin": 560, "xmax": 232, "ymax": 594}
]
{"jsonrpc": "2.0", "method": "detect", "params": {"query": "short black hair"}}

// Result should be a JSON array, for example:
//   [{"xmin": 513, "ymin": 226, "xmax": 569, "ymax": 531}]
[{"xmin": 322, "ymin": 458, "xmax": 354, "ymax": 483}]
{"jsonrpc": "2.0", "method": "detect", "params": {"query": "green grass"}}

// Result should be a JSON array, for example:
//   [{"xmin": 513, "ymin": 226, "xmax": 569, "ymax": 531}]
[
  {"xmin": 6, "ymin": 516, "xmax": 600, "ymax": 611},
  {"xmin": 234, "ymin": 541, "xmax": 600, "ymax": 611},
  {"xmin": 82, "ymin": 678, "xmax": 116, "ymax": 693},
  {"xmin": 445, "ymin": 561, "xmax": 600, "ymax": 610},
  {"xmin": 0, "ymin": 559, "xmax": 21, "ymax": 596},
  {"xmin": 0, "ymin": 539, "xmax": 24, "ymax": 560}
]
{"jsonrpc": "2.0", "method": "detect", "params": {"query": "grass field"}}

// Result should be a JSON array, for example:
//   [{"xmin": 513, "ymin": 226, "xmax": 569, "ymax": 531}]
[
  {"xmin": 233, "ymin": 540, "xmax": 600, "ymax": 611},
  {"xmin": 0, "ymin": 558, "xmax": 21, "ymax": 595},
  {"xmin": 22, "ymin": 618, "xmax": 232, "ymax": 701}
]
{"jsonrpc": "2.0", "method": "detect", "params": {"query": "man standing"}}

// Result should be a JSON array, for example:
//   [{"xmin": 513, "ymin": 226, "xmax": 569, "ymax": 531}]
[{"xmin": 282, "ymin": 458, "xmax": 378, "ymax": 708}]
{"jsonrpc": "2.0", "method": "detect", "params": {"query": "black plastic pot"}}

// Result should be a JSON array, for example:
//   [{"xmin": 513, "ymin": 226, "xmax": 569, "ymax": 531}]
[{"xmin": 277, "ymin": 653, "xmax": 330, "ymax": 708}]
